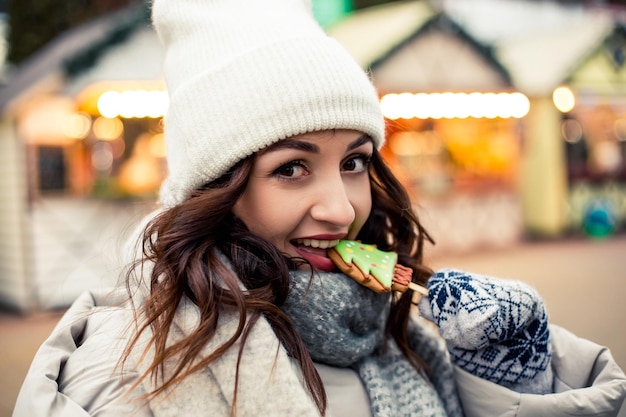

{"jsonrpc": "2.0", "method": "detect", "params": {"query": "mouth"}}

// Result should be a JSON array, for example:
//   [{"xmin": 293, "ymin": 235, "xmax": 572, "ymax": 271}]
[{"xmin": 292, "ymin": 238, "xmax": 341, "ymax": 272}]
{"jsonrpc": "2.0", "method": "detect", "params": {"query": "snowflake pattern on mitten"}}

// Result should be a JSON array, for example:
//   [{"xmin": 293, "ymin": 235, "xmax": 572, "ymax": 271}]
[{"xmin": 418, "ymin": 269, "xmax": 553, "ymax": 394}]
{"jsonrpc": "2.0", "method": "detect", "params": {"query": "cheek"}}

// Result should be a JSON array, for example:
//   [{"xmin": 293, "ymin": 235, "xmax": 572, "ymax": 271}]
[{"xmin": 233, "ymin": 186, "xmax": 291, "ymax": 242}]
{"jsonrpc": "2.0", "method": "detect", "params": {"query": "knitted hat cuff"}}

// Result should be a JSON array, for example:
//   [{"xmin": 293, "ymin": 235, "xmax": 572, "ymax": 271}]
[{"xmin": 160, "ymin": 37, "xmax": 385, "ymax": 208}]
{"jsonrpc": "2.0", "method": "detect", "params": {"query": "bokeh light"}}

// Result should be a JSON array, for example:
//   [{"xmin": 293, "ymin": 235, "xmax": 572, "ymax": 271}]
[
  {"xmin": 553, "ymin": 86, "xmax": 576, "ymax": 113},
  {"xmin": 380, "ymin": 92, "xmax": 530, "ymax": 120},
  {"xmin": 97, "ymin": 90, "xmax": 168, "ymax": 119},
  {"xmin": 63, "ymin": 112, "xmax": 92, "ymax": 139},
  {"xmin": 93, "ymin": 117, "xmax": 124, "ymax": 141}
]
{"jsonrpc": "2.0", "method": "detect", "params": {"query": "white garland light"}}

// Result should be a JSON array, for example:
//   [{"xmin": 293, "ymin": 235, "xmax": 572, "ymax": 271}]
[
  {"xmin": 380, "ymin": 91, "xmax": 530, "ymax": 120},
  {"xmin": 97, "ymin": 90, "xmax": 169, "ymax": 119}
]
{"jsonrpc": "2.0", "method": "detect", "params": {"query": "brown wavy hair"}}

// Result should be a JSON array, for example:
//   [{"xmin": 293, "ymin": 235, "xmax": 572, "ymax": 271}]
[{"xmin": 123, "ymin": 146, "xmax": 433, "ymax": 416}]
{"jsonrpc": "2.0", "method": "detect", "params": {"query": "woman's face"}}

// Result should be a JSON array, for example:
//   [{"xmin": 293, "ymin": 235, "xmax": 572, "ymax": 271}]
[{"xmin": 233, "ymin": 129, "xmax": 373, "ymax": 272}]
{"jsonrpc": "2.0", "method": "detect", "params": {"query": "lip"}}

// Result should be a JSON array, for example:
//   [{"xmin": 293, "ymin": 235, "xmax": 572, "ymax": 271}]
[
  {"xmin": 300, "ymin": 233, "xmax": 347, "ymax": 240},
  {"xmin": 290, "ymin": 233, "xmax": 347, "ymax": 272}
]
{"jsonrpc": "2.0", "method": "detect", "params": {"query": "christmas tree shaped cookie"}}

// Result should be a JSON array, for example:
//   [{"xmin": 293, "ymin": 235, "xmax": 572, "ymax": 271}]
[{"xmin": 327, "ymin": 240, "xmax": 426, "ymax": 294}]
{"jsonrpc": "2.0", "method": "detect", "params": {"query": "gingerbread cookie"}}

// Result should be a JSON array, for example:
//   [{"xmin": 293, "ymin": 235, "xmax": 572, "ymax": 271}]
[{"xmin": 327, "ymin": 240, "xmax": 426, "ymax": 294}]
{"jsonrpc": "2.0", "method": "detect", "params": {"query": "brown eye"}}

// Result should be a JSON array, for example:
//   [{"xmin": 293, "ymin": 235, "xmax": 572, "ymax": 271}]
[
  {"xmin": 342, "ymin": 154, "xmax": 370, "ymax": 173},
  {"xmin": 273, "ymin": 161, "xmax": 308, "ymax": 179},
  {"xmin": 277, "ymin": 165, "xmax": 295, "ymax": 177}
]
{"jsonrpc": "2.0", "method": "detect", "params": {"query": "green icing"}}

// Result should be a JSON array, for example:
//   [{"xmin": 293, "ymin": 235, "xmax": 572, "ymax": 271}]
[{"xmin": 334, "ymin": 240, "xmax": 396, "ymax": 287}]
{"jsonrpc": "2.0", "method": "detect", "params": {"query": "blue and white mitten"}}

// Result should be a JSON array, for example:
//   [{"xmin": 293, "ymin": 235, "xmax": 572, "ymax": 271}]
[{"xmin": 418, "ymin": 269, "xmax": 553, "ymax": 394}]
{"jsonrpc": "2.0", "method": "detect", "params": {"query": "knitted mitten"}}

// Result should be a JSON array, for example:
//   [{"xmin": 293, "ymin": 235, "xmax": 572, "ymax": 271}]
[{"xmin": 417, "ymin": 268, "xmax": 553, "ymax": 394}]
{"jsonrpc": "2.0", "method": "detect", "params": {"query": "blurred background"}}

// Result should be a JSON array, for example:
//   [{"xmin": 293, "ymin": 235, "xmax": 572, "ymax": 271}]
[{"xmin": 0, "ymin": 0, "xmax": 625, "ymax": 415}]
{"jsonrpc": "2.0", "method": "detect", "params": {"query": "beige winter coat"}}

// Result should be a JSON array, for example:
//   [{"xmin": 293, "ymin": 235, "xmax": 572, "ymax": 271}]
[{"xmin": 12, "ymin": 288, "xmax": 626, "ymax": 417}]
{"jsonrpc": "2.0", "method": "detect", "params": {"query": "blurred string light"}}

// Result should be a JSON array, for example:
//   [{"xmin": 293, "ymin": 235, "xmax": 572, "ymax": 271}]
[
  {"xmin": 97, "ymin": 90, "xmax": 169, "ymax": 119},
  {"xmin": 380, "ymin": 92, "xmax": 530, "ymax": 119},
  {"xmin": 92, "ymin": 141, "xmax": 114, "ymax": 173},
  {"xmin": 553, "ymin": 86, "xmax": 575, "ymax": 113},
  {"xmin": 560, "ymin": 118, "xmax": 583, "ymax": 143},
  {"xmin": 93, "ymin": 116, "xmax": 124, "ymax": 141},
  {"xmin": 63, "ymin": 112, "xmax": 92, "ymax": 139}
]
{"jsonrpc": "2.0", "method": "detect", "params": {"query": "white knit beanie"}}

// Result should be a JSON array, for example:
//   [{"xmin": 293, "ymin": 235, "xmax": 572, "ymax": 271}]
[{"xmin": 152, "ymin": 0, "xmax": 386, "ymax": 208}]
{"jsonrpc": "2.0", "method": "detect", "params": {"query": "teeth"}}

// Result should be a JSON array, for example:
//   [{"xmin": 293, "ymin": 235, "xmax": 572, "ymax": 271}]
[{"xmin": 295, "ymin": 238, "xmax": 340, "ymax": 249}]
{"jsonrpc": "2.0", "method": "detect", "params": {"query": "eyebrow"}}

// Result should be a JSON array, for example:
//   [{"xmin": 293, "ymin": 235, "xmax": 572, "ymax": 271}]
[
  {"xmin": 262, "ymin": 133, "xmax": 372, "ymax": 154},
  {"xmin": 348, "ymin": 134, "xmax": 373, "ymax": 150}
]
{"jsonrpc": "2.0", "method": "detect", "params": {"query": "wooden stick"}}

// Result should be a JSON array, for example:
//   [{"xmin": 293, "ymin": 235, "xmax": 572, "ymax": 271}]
[{"xmin": 409, "ymin": 282, "xmax": 428, "ymax": 296}]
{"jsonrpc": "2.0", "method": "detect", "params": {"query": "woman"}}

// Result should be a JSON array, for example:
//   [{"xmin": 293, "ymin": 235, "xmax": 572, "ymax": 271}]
[{"xmin": 13, "ymin": 0, "xmax": 626, "ymax": 416}]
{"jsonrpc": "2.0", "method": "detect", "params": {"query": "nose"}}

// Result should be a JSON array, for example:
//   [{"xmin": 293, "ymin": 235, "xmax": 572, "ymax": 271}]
[{"xmin": 309, "ymin": 175, "xmax": 356, "ymax": 227}]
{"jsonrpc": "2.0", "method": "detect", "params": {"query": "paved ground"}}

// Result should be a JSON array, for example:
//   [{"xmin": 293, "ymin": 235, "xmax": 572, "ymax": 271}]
[{"xmin": 1, "ymin": 234, "xmax": 625, "ymax": 416}]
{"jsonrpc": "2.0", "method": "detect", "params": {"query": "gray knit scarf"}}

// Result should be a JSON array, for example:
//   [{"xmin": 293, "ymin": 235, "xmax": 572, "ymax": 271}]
[{"xmin": 282, "ymin": 270, "xmax": 464, "ymax": 417}]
